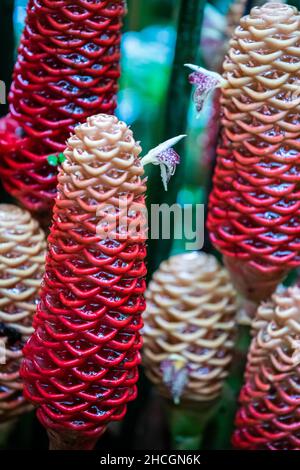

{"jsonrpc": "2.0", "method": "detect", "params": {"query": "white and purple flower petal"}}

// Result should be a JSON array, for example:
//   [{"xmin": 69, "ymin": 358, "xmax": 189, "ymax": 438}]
[
  {"xmin": 141, "ymin": 134, "xmax": 186, "ymax": 190},
  {"xmin": 185, "ymin": 63, "xmax": 226, "ymax": 114}
]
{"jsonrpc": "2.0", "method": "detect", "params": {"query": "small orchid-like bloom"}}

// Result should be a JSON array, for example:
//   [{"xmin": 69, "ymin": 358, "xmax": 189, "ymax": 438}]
[
  {"xmin": 141, "ymin": 135, "xmax": 186, "ymax": 190},
  {"xmin": 185, "ymin": 63, "xmax": 226, "ymax": 115}
]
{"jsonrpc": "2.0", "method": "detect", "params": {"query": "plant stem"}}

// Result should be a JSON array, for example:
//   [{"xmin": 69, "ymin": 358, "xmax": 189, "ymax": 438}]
[
  {"xmin": 203, "ymin": 326, "xmax": 251, "ymax": 450},
  {"xmin": 167, "ymin": 400, "xmax": 220, "ymax": 451},
  {"xmin": 146, "ymin": 0, "xmax": 206, "ymax": 278}
]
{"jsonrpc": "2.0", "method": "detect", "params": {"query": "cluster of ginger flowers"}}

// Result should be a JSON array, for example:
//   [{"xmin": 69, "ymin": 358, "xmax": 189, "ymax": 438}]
[{"xmin": 0, "ymin": 0, "xmax": 300, "ymax": 453}]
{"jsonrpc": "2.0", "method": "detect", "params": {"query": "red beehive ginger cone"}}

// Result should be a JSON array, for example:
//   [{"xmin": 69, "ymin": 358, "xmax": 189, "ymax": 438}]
[
  {"xmin": 233, "ymin": 286, "xmax": 300, "ymax": 450},
  {"xmin": 0, "ymin": 204, "xmax": 46, "ymax": 423},
  {"xmin": 207, "ymin": 3, "xmax": 300, "ymax": 303},
  {"xmin": 21, "ymin": 114, "xmax": 147, "ymax": 450},
  {"xmin": 0, "ymin": 0, "xmax": 126, "ymax": 214},
  {"xmin": 143, "ymin": 252, "xmax": 238, "ymax": 406}
]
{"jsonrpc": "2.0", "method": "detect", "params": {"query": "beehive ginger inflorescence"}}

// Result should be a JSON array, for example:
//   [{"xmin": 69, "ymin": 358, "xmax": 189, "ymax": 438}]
[
  {"xmin": 21, "ymin": 114, "xmax": 148, "ymax": 450},
  {"xmin": 233, "ymin": 286, "xmax": 300, "ymax": 450},
  {"xmin": 207, "ymin": 3, "xmax": 300, "ymax": 302},
  {"xmin": 143, "ymin": 252, "xmax": 237, "ymax": 405},
  {"xmin": 0, "ymin": 0, "xmax": 126, "ymax": 213},
  {"xmin": 0, "ymin": 204, "xmax": 46, "ymax": 423}
]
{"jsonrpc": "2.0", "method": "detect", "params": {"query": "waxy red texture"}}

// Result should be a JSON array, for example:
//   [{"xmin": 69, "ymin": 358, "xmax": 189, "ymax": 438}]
[
  {"xmin": 233, "ymin": 287, "xmax": 300, "ymax": 450},
  {"xmin": 207, "ymin": 4, "xmax": 300, "ymax": 301},
  {"xmin": 21, "ymin": 114, "xmax": 147, "ymax": 448},
  {"xmin": 0, "ymin": 0, "xmax": 125, "ymax": 213}
]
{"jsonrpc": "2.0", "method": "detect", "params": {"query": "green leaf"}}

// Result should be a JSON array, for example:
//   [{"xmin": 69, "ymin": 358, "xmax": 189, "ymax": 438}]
[
  {"xmin": 58, "ymin": 152, "xmax": 66, "ymax": 163},
  {"xmin": 47, "ymin": 154, "xmax": 58, "ymax": 166}
]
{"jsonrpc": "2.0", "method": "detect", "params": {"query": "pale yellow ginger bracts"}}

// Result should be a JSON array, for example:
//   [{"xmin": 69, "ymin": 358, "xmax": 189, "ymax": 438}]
[
  {"xmin": 0, "ymin": 204, "xmax": 46, "ymax": 423},
  {"xmin": 143, "ymin": 252, "xmax": 238, "ymax": 405},
  {"xmin": 207, "ymin": 3, "xmax": 300, "ymax": 303},
  {"xmin": 233, "ymin": 286, "xmax": 300, "ymax": 450},
  {"xmin": 20, "ymin": 113, "xmax": 183, "ymax": 450}
]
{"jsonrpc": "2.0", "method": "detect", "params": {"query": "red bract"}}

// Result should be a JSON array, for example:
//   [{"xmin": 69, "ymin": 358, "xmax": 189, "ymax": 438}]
[
  {"xmin": 21, "ymin": 114, "xmax": 147, "ymax": 450},
  {"xmin": 0, "ymin": 0, "xmax": 125, "ymax": 213},
  {"xmin": 207, "ymin": 4, "xmax": 300, "ymax": 302},
  {"xmin": 233, "ymin": 287, "xmax": 300, "ymax": 450}
]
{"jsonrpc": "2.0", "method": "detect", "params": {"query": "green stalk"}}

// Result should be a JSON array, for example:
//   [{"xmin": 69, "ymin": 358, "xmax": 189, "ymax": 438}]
[
  {"xmin": 167, "ymin": 400, "xmax": 220, "ymax": 451},
  {"xmin": 126, "ymin": 0, "xmax": 141, "ymax": 31},
  {"xmin": 167, "ymin": 326, "xmax": 251, "ymax": 451},
  {"xmin": 146, "ymin": 0, "xmax": 206, "ymax": 277},
  {"xmin": 202, "ymin": 326, "xmax": 251, "ymax": 449}
]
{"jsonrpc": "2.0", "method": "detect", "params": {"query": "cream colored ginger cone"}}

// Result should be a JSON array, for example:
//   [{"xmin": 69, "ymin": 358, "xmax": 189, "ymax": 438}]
[
  {"xmin": 0, "ymin": 204, "xmax": 46, "ymax": 424},
  {"xmin": 208, "ymin": 3, "xmax": 300, "ymax": 304},
  {"xmin": 233, "ymin": 286, "xmax": 300, "ymax": 449},
  {"xmin": 143, "ymin": 252, "xmax": 238, "ymax": 405}
]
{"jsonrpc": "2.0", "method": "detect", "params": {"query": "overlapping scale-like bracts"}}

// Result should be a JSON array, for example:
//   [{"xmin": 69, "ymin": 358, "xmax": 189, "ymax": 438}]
[
  {"xmin": 233, "ymin": 286, "xmax": 300, "ymax": 450},
  {"xmin": 207, "ymin": 3, "xmax": 300, "ymax": 302},
  {"xmin": 143, "ymin": 252, "xmax": 237, "ymax": 405},
  {"xmin": 0, "ymin": 0, "xmax": 125, "ymax": 213},
  {"xmin": 0, "ymin": 204, "xmax": 45, "ymax": 423},
  {"xmin": 21, "ymin": 114, "xmax": 147, "ymax": 450}
]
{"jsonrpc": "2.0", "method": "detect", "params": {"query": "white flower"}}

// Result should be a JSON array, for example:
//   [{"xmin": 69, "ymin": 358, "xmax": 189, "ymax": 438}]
[
  {"xmin": 160, "ymin": 355, "xmax": 189, "ymax": 405},
  {"xmin": 141, "ymin": 134, "xmax": 186, "ymax": 190},
  {"xmin": 185, "ymin": 63, "xmax": 226, "ymax": 115}
]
